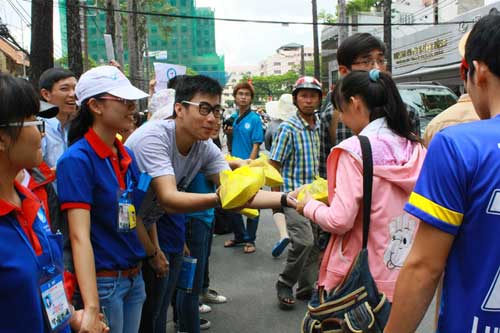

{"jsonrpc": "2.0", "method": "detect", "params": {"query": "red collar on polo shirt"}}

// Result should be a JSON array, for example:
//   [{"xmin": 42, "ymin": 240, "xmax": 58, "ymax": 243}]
[
  {"xmin": 84, "ymin": 128, "xmax": 132, "ymax": 189},
  {"xmin": 0, "ymin": 181, "xmax": 43, "ymax": 255}
]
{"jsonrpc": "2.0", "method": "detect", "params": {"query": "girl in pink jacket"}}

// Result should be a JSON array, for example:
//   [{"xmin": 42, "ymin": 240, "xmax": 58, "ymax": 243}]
[{"xmin": 296, "ymin": 70, "xmax": 426, "ymax": 301}]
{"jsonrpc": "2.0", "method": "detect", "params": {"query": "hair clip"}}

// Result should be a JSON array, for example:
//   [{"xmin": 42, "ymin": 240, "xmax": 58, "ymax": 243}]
[{"xmin": 369, "ymin": 69, "xmax": 380, "ymax": 82}]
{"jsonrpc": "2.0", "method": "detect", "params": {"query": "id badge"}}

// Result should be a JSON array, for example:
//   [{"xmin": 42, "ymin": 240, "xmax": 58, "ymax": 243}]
[
  {"xmin": 40, "ymin": 274, "xmax": 71, "ymax": 332},
  {"xmin": 118, "ymin": 198, "xmax": 137, "ymax": 232}
]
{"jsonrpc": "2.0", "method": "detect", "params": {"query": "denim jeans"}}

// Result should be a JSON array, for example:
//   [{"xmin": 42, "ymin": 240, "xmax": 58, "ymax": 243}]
[
  {"xmin": 73, "ymin": 272, "xmax": 146, "ymax": 333},
  {"xmin": 177, "ymin": 218, "xmax": 211, "ymax": 333},
  {"xmin": 149, "ymin": 251, "xmax": 183, "ymax": 333},
  {"xmin": 231, "ymin": 212, "xmax": 259, "ymax": 244}
]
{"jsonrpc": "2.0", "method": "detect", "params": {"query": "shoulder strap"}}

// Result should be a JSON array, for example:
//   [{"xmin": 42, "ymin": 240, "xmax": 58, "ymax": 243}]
[{"xmin": 358, "ymin": 135, "xmax": 373, "ymax": 249}]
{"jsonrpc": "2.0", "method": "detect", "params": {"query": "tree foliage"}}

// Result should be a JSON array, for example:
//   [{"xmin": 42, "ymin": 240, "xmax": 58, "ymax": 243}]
[
  {"xmin": 242, "ymin": 71, "xmax": 299, "ymax": 103},
  {"xmin": 319, "ymin": 0, "xmax": 383, "ymax": 23}
]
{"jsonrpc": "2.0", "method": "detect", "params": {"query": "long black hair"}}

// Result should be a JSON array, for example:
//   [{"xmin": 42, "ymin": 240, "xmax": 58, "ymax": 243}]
[
  {"xmin": 68, "ymin": 93, "xmax": 106, "ymax": 145},
  {"xmin": 0, "ymin": 73, "xmax": 39, "ymax": 141},
  {"xmin": 332, "ymin": 70, "xmax": 420, "ymax": 143}
]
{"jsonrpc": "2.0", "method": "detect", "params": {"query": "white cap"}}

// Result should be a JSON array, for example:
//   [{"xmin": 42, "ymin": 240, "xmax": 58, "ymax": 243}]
[
  {"xmin": 266, "ymin": 94, "xmax": 296, "ymax": 121},
  {"xmin": 75, "ymin": 65, "xmax": 149, "ymax": 106}
]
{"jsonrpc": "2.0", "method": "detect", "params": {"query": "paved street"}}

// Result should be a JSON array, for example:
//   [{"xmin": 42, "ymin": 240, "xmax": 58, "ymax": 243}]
[{"xmin": 168, "ymin": 208, "xmax": 435, "ymax": 333}]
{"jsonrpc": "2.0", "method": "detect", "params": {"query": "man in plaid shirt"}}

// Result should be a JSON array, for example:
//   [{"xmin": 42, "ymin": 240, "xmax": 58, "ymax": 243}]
[
  {"xmin": 319, "ymin": 33, "xmax": 420, "ymax": 178},
  {"xmin": 270, "ymin": 76, "xmax": 323, "ymax": 310}
]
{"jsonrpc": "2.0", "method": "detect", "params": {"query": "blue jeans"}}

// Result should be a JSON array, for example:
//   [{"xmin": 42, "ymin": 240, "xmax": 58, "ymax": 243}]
[
  {"xmin": 231, "ymin": 212, "xmax": 259, "ymax": 244},
  {"xmin": 177, "ymin": 218, "xmax": 211, "ymax": 333},
  {"xmin": 150, "ymin": 251, "xmax": 183, "ymax": 333},
  {"xmin": 78, "ymin": 272, "xmax": 146, "ymax": 333}
]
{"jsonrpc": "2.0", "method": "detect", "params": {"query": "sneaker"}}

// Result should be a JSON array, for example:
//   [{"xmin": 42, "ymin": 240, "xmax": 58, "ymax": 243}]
[
  {"xmin": 201, "ymin": 289, "xmax": 227, "ymax": 304},
  {"xmin": 200, "ymin": 318, "xmax": 211, "ymax": 330},
  {"xmin": 199, "ymin": 303, "xmax": 212, "ymax": 313}
]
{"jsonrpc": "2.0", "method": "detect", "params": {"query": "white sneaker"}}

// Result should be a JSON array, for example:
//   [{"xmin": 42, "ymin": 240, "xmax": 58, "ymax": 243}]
[
  {"xmin": 200, "ymin": 318, "xmax": 211, "ymax": 330},
  {"xmin": 201, "ymin": 289, "xmax": 227, "ymax": 304},
  {"xmin": 199, "ymin": 303, "xmax": 212, "ymax": 313}
]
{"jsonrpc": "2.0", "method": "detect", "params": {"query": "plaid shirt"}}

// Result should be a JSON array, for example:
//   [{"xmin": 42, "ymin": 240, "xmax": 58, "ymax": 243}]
[
  {"xmin": 318, "ymin": 101, "xmax": 420, "ymax": 178},
  {"xmin": 319, "ymin": 102, "xmax": 352, "ymax": 178},
  {"xmin": 270, "ymin": 112, "xmax": 320, "ymax": 192}
]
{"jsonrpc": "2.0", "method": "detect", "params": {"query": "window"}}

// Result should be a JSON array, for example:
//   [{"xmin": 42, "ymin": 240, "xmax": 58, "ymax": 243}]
[
  {"xmin": 273, "ymin": 62, "xmax": 281, "ymax": 66},
  {"xmin": 181, "ymin": 25, "xmax": 188, "ymax": 32},
  {"xmin": 274, "ymin": 70, "xmax": 281, "ymax": 74},
  {"xmin": 288, "ymin": 62, "xmax": 295, "ymax": 66},
  {"xmin": 151, "ymin": 26, "xmax": 158, "ymax": 33}
]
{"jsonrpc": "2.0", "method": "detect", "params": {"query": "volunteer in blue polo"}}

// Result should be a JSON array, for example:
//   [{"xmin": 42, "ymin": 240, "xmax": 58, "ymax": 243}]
[
  {"xmin": 57, "ymin": 66, "xmax": 162, "ymax": 333},
  {"xmin": 224, "ymin": 82, "xmax": 264, "ymax": 254},
  {"xmin": 0, "ymin": 73, "xmax": 108, "ymax": 333}
]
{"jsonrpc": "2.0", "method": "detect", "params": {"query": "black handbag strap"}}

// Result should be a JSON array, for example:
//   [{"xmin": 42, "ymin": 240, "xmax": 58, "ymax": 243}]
[{"xmin": 358, "ymin": 135, "xmax": 373, "ymax": 249}]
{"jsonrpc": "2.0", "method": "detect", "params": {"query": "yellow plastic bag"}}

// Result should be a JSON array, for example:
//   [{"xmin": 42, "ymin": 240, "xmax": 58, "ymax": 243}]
[
  {"xmin": 249, "ymin": 155, "xmax": 284, "ymax": 187},
  {"xmin": 224, "ymin": 154, "xmax": 242, "ymax": 162},
  {"xmin": 297, "ymin": 177, "xmax": 329, "ymax": 204},
  {"xmin": 219, "ymin": 165, "xmax": 265, "ymax": 209},
  {"xmin": 240, "ymin": 208, "xmax": 259, "ymax": 218}
]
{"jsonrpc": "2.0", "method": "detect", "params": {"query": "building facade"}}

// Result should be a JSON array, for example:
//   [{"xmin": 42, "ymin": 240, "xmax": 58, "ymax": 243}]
[
  {"xmin": 0, "ymin": 36, "xmax": 29, "ymax": 76},
  {"xmin": 59, "ymin": 0, "xmax": 226, "ymax": 85},
  {"xmin": 320, "ymin": 0, "xmax": 485, "ymax": 88},
  {"xmin": 258, "ymin": 43, "xmax": 314, "ymax": 76}
]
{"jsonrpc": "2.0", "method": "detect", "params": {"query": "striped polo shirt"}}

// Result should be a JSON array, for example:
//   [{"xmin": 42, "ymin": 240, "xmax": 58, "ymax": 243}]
[{"xmin": 270, "ymin": 112, "xmax": 320, "ymax": 192}]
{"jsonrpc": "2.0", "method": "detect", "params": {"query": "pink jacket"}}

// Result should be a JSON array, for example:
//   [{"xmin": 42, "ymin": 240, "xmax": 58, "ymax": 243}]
[{"xmin": 303, "ymin": 118, "xmax": 426, "ymax": 301}]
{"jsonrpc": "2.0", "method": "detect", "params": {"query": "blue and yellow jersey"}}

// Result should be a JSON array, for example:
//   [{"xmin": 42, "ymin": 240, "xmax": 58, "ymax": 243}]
[{"xmin": 404, "ymin": 115, "xmax": 500, "ymax": 333}]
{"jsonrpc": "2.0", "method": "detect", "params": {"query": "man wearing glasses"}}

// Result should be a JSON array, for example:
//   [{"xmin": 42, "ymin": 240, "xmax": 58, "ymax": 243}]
[
  {"xmin": 126, "ymin": 75, "xmax": 236, "ymax": 333},
  {"xmin": 223, "ymin": 82, "xmax": 264, "ymax": 254}
]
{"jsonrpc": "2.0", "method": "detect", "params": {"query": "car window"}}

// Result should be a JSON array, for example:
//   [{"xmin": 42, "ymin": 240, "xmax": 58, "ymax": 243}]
[{"xmin": 398, "ymin": 86, "xmax": 458, "ymax": 135}]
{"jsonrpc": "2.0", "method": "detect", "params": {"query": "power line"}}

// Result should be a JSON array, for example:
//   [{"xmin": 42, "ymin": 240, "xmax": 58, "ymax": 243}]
[{"xmin": 77, "ymin": 3, "xmax": 475, "ymax": 27}]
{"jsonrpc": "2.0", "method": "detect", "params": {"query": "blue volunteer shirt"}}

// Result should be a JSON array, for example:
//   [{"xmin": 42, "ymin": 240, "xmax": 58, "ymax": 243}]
[
  {"xmin": 404, "ymin": 116, "xmax": 500, "ymax": 333},
  {"xmin": 57, "ymin": 128, "xmax": 146, "ymax": 271},
  {"xmin": 185, "ymin": 173, "xmax": 216, "ymax": 227},
  {"xmin": 231, "ymin": 109, "xmax": 264, "ymax": 159},
  {"xmin": 0, "ymin": 182, "xmax": 70, "ymax": 333}
]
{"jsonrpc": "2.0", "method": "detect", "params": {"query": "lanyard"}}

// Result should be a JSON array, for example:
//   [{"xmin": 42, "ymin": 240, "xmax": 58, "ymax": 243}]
[
  {"xmin": 104, "ymin": 158, "xmax": 134, "ymax": 199},
  {"xmin": 11, "ymin": 214, "xmax": 57, "ymax": 272}
]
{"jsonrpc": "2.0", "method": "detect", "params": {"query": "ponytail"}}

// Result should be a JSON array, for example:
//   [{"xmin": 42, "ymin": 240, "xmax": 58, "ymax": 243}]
[
  {"xmin": 68, "ymin": 93, "xmax": 105, "ymax": 145},
  {"xmin": 332, "ymin": 70, "xmax": 420, "ymax": 143}
]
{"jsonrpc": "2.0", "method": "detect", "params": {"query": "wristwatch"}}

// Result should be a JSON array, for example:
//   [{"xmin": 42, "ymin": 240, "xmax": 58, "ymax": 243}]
[
  {"xmin": 280, "ymin": 192, "xmax": 290, "ymax": 208},
  {"xmin": 147, "ymin": 248, "xmax": 158, "ymax": 260}
]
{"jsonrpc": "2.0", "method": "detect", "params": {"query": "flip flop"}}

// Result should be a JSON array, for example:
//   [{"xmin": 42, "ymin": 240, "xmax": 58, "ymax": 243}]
[
  {"xmin": 272, "ymin": 237, "xmax": 290, "ymax": 257},
  {"xmin": 224, "ymin": 239, "xmax": 245, "ymax": 248},
  {"xmin": 243, "ymin": 243, "xmax": 256, "ymax": 254},
  {"xmin": 276, "ymin": 281, "xmax": 295, "ymax": 310}
]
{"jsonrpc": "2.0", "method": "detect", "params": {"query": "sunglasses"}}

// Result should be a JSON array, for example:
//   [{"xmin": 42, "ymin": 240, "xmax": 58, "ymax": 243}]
[
  {"xmin": 0, "ymin": 119, "xmax": 45, "ymax": 134},
  {"xmin": 96, "ymin": 96, "xmax": 136, "ymax": 106}
]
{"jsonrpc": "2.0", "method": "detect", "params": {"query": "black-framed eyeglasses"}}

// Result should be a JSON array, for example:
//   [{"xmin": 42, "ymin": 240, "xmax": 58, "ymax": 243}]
[
  {"xmin": 352, "ymin": 58, "xmax": 387, "ymax": 67},
  {"xmin": 182, "ymin": 101, "xmax": 224, "ymax": 118},
  {"xmin": 0, "ymin": 119, "xmax": 45, "ymax": 134}
]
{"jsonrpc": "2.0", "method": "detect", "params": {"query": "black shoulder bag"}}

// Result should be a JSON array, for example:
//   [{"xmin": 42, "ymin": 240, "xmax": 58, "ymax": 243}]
[{"xmin": 301, "ymin": 135, "xmax": 391, "ymax": 333}]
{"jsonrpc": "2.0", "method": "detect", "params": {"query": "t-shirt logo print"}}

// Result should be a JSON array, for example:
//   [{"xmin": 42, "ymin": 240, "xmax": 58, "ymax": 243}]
[
  {"xmin": 482, "ymin": 267, "xmax": 500, "ymax": 311},
  {"xmin": 486, "ymin": 189, "xmax": 500, "ymax": 215},
  {"xmin": 244, "ymin": 122, "xmax": 251, "ymax": 130},
  {"xmin": 384, "ymin": 213, "xmax": 417, "ymax": 270}
]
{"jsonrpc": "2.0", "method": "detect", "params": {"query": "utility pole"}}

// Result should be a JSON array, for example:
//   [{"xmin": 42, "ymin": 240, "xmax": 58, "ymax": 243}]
[
  {"xmin": 433, "ymin": 0, "xmax": 439, "ymax": 25},
  {"xmin": 29, "ymin": 0, "xmax": 53, "ymax": 86},
  {"xmin": 67, "ymin": 0, "xmax": 83, "ymax": 77},
  {"xmin": 114, "ymin": 0, "xmax": 124, "ymax": 67},
  {"xmin": 383, "ymin": 0, "xmax": 392, "ymax": 72},
  {"xmin": 311, "ymin": 0, "xmax": 321, "ymax": 80},
  {"xmin": 300, "ymin": 45, "xmax": 305, "ymax": 76},
  {"xmin": 338, "ymin": 0, "xmax": 348, "ymax": 45}
]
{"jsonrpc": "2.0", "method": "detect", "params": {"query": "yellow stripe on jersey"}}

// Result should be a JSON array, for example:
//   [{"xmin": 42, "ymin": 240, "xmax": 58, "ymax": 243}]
[{"xmin": 408, "ymin": 192, "xmax": 463, "ymax": 226}]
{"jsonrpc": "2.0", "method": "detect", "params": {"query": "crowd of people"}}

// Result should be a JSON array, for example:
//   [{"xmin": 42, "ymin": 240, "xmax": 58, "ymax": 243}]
[{"xmin": 0, "ymin": 13, "xmax": 499, "ymax": 333}]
